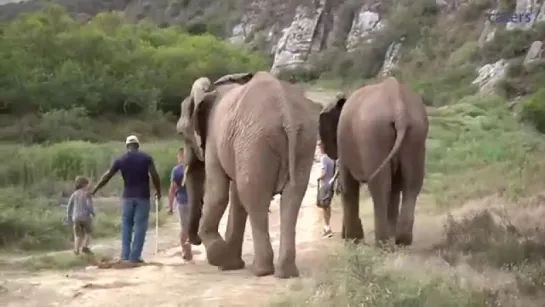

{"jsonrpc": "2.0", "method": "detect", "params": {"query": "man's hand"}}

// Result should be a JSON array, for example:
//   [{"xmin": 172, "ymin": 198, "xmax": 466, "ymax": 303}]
[{"xmin": 155, "ymin": 190, "xmax": 162, "ymax": 201}]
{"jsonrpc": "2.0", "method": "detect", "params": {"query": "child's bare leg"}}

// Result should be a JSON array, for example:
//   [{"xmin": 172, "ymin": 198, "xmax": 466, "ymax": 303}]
[
  {"xmin": 74, "ymin": 236, "xmax": 82, "ymax": 255},
  {"xmin": 82, "ymin": 234, "xmax": 91, "ymax": 248},
  {"xmin": 181, "ymin": 231, "xmax": 192, "ymax": 260}
]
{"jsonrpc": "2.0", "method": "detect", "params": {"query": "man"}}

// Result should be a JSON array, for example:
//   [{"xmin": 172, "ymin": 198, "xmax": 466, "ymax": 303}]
[
  {"xmin": 168, "ymin": 147, "xmax": 193, "ymax": 261},
  {"xmin": 316, "ymin": 140, "xmax": 336, "ymax": 238},
  {"xmin": 90, "ymin": 135, "xmax": 161, "ymax": 264}
]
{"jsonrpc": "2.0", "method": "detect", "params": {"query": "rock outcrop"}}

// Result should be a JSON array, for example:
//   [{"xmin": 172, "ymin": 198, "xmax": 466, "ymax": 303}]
[{"xmin": 2, "ymin": 0, "xmax": 545, "ymax": 94}]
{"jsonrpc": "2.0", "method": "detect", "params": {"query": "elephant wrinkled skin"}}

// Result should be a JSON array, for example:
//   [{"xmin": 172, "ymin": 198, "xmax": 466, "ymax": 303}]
[
  {"xmin": 319, "ymin": 77, "xmax": 429, "ymax": 246},
  {"xmin": 176, "ymin": 71, "xmax": 318, "ymax": 278}
]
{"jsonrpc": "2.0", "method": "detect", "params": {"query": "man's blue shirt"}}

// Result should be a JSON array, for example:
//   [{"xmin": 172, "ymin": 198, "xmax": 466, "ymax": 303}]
[
  {"xmin": 171, "ymin": 164, "xmax": 188, "ymax": 205},
  {"xmin": 110, "ymin": 150, "xmax": 154, "ymax": 199}
]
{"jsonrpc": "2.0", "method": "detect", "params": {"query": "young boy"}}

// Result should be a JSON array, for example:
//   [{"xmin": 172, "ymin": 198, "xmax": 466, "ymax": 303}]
[
  {"xmin": 168, "ymin": 147, "xmax": 193, "ymax": 261},
  {"xmin": 66, "ymin": 176, "xmax": 95, "ymax": 255},
  {"xmin": 316, "ymin": 140, "xmax": 336, "ymax": 238}
]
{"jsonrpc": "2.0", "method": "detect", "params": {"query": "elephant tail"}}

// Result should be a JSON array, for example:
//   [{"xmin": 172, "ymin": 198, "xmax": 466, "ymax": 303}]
[
  {"xmin": 286, "ymin": 126, "xmax": 298, "ymax": 188},
  {"xmin": 367, "ymin": 124, "xmax": 407, "ymax": 183}
]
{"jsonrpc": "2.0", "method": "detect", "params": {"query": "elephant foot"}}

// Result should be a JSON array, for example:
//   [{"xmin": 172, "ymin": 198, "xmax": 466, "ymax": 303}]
[
  {"xmin": 251, "ymin": 261, "xmax": 275, "ymax": 277},
  {"xmin": 188, "ymin": 233, "xmax": 202, "ymax": 245},
  {"xmin": 395, "ymin": 233, "xmax": 413, "ymax": 246},
  {"xmin": 342, "ymin": 218, "xmax": 364, "ymax": 243},
  {"xmin": 205, "ymin": 239, "xmax": 228, "ymax": 267},
  {"xmin": 275, "ymin": 262, "xmax": 299, "ymax": 279},
  {"xmin": 219, "ymin": 258, "xmax": 245, "ymax": 271}
]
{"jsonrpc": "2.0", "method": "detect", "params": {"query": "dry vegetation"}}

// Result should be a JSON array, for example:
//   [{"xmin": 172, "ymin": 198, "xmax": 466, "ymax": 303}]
[{"xmin": 272, "ymin": 0, "xmax": 545, "ymax": 305}]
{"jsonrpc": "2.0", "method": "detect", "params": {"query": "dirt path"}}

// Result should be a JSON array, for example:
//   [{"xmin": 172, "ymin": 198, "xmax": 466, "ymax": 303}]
[{"xmin": 1, "ymin": 158, "xmax": 333, "ymax": 307}]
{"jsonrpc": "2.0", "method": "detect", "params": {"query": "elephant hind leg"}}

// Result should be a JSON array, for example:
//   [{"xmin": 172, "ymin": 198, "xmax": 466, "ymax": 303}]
[
  {"xmin": 237, "ymin": 179, "xmax": 276, "ymax": 277},
  {"xmin": 396, "ymin": 144, "xmax": 426, "ymax": 246},
  {"xmin": 275, "ymin": 158, "xmax": 314, "ymax": 279},
  {"xmin": 221, "ymin": 183, "xmax": 247, "ymax": 271},
  {"xmin": 340, "ymin": 165, "xmax": 363, "ymax": 243},
  {"xmin": 199, "ymin": 160, "xmax": 231, "ymax": 267},
  {"xmin": 367, "ymin": 163, "xmax": 393, "ymax": 246},
  {"xmin": 388, "ymin": 167, "xmax": 402, "ymax": 237}
]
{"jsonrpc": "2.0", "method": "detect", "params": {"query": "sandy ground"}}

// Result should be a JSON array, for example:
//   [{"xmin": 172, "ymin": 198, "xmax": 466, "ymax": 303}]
[{"xmin": 0, "ymin": 157, "xmax": 336, "ymax": 307}]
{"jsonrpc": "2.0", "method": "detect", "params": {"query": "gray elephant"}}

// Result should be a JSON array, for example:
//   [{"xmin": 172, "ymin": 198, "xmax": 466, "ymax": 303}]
[
  {"xmin": 176, "ymin": 71, "xmax": 318, "ymax": 278},
  {"xmin": 318, "ymin": 77, "xmax": 429, "ymax": 246}
]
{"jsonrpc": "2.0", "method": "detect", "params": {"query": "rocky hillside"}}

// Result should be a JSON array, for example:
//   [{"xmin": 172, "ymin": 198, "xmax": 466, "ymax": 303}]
[{"xmin": 1, "ymin": 0, "xmax": 545, "ymax": 100}]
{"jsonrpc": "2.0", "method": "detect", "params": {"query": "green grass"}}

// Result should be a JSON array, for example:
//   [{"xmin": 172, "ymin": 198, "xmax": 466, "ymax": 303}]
[
  {"xmin": 424, "ymin": 94, "xmax": 545, "ymax": 208},
  {"xmin": 0, "ymin": 140, "xmax": 181, "ymax": 251}
]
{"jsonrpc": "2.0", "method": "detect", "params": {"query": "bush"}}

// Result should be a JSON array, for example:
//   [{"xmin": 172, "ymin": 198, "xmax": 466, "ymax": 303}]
[
  {"xmin": 496, "ymin": 60, "xmax": 545, "ymax": 99},
  {"xmin": 480, "ymin": 23, "xmax": 545, "ymax": 63},
  {"xmin": 0, "ymin": 187, "xmax": 167, "ymax": 251},
  {"xmin": 271, "ymin": 245, "xmax": 498, "ymax": 306},
  {"xmin": 425, "ymin": 94, "xmax": 545, "ymax": 206},
  {"xmin": 437, "ymin": 209, "xmax": 545, "ymax": 268},
  {"xmin": 0, "ymin": 140, "xmax": 182, "ymax": 195},
  {"xmin": 0, "ymin": 140, "xmax": 179, "ymax": 251},
  {"xmin": 520, "ymin": 89, "xmax": 545, "ymax": 133},
  {"xmin": 0, "ymin": 110, "xmax": 178, "ymax": 144},
  {"xmin": 0, "ymin": 4, "xmax": 269, "ymax": 117}
]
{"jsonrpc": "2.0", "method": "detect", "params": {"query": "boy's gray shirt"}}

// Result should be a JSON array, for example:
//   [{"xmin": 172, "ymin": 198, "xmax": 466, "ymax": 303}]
[
  {"xmin": 320, "ymin": 154, "xmax": 335, "ymax": 188},
  {"xmin": 66, "ymin": 189, "xmax": 95, "ymax": 222}
]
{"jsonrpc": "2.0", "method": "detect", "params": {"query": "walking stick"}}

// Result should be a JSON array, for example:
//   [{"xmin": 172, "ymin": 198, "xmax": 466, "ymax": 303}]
[{"xmin": 155, "ymin": 197, "xmax": 159, "ymax": 255}]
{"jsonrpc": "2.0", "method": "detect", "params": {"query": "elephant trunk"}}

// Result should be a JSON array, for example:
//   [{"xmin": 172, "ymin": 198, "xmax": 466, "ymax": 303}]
[{"xmin": 184, "ymin": 149, "xmax": 206, "ymax": 245}]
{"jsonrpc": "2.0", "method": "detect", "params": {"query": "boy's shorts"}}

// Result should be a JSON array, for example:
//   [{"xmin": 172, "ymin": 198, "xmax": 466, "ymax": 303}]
[
  {"xmin": 175, "ymin": 201, "xmax": 190, "ymax": 233},
  {"xmin": 73, "ymin": 220, "xmax": 92, "ymax": 238},
  {"xmin": 317, "ymin": 184, "xmax": 334, "ymax": 208}
]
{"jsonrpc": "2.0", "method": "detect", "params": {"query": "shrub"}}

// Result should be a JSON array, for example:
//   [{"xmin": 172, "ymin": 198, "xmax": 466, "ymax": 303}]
[
  {"xmin": 520, "ymin": 89, "xmax": 545, "ymax": 133},
  {"xmin": 0, "ymin": 140, "xmax": 182, "ymax": 195},
  {"xmin": 425, "ymin": 94, "xmax": 545, "ymax": 206},
  {"xmin": 0, "ymin": 140, "xmax": 180, "ymax": 251},
  {"xmin": 271, "ymin": 245, "xmax": 499, "ymax": 306},
  {"xmin": 437, "ymin": 209, "xmax": 545, "ymax": 268},
  {"xmin": 0, "ymin": 4, "xmax": 269, "ymax": 117},
  {"xmin": 496, "ymin": 60, "xmax": 545, "ymax": 99},
  {"xmin": 480, "ymin": 23, "xmax": 545, "ymax": 63}
]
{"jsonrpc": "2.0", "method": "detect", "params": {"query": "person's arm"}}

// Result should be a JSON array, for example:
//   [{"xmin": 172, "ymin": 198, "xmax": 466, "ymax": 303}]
[
  {"xmin": 66, "ymin": 194, "xmax": 75, "ymax": 224},
  {"xmin": 87, "ymin": 196, "xmax": 95, "ymax": 217},
  {"xmin": 91, "ymin": 158, "xmax": 120, "ymax": 196},
  {"xmin": 329, "ymin": 164, "xmax": 340, "ymax": 185},
  {"xmin": 167, "ymin": 167, "xmax": 178, "ymax": 213},
  {"xmin": 149, "ymin": 157, "xmax": 161, "ymax": 199},
  {"xmin": 317, "ymin": 156, "xmax": 327, "ymax": 181}
]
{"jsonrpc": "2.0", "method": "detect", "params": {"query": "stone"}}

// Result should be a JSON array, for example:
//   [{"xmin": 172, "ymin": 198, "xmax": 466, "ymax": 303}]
[
  {"xmin": 524, "ymin": 41, "xmax": 543, "ymax": 65},
  {"xmin": 472, "ymin": 59, "xmax": 509, "ymax": 92},
  {"xmin": 346, "ymin": 8, "xmax": 383, "ymax": 51}
]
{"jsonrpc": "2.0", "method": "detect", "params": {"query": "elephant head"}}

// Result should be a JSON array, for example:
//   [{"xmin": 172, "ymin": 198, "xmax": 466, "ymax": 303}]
[
  {"xmin": 318, "ymin": 92, "xmax": 347, "ymax": 159},
  {"xmin": 176, "ymin": 72, "xmax": 254, "ymax": 245}
]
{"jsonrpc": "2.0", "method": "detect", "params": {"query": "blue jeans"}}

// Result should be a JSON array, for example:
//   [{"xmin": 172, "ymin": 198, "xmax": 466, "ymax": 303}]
[{"xmin": 121, "ymin": 198, "xmax": 150, "ymax": 262}]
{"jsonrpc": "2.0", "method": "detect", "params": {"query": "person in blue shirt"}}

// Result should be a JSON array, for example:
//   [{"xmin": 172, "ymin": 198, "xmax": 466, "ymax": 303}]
[
  {"xmin": 168, "ymin": 147, "xmax": 192, "ymax": 261},
  {"xmin": 90, "ymin": 135, "xmax": 161, "ymax": 265}
]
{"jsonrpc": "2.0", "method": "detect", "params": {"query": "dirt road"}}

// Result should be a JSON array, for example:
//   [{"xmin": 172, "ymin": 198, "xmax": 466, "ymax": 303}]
[{"xmin": 1, "ymin": 156, "xmax": 334, "ymax": 307}]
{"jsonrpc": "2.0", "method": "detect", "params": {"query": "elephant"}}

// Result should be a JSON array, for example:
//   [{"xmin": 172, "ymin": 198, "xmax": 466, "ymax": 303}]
[
  {"xmin": 176, "ymin": 71, "xmax": 318, "ymax": 278},
  {"xmin": 318, "ymin": 77, "xmax": 429, "ymax": 246}
]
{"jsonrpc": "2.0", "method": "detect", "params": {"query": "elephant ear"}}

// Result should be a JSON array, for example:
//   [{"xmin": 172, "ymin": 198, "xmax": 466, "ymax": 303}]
[
  {"xmin": 190, "ymin": 77, "xmax": 219, "ymax": 160},
  {"xmin": 212, "ymin": 72, "xmax": 254, "ymax": 87},
  {"xmin": 176, "ymin": 77, "xmax": 212, "ymax": 161},
  {"xmin": 318, "ymin": 93, "xmax": 347, "ymax": 159}
]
